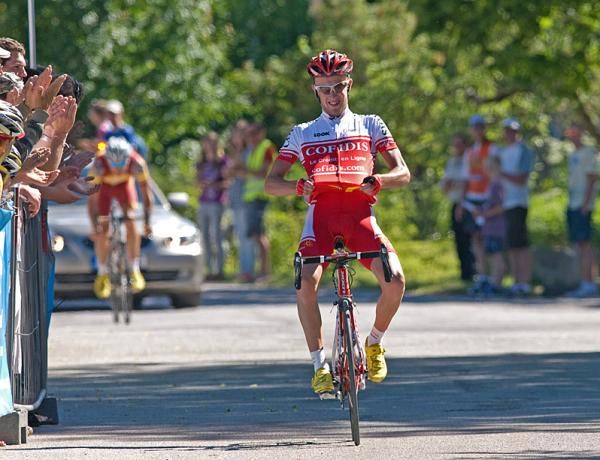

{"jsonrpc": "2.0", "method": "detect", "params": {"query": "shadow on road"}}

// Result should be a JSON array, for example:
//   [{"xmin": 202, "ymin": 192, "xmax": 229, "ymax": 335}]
[{"xmin": 12, "ymin": 352, "xmax": 600, "ymax": 457}]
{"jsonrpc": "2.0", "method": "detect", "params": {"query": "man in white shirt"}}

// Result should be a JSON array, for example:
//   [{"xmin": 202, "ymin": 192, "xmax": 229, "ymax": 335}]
[
  {"xmin": 564, "ymin": 124, "xmax": 598, "ymax": 297},
  {"xmin": 440, "ymin": 133, "xmax": 474, "ymax": 281},
  {"xmin": 496, "ymin": 118, "xmax": 535, "ymax": 295}
]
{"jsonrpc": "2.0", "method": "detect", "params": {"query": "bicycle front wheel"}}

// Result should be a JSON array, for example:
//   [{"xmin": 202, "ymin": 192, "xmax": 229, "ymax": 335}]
[
  {"xmin": 342, "ymin": 300, "xmax": 360, "ymax": 446},
  {"xmin": 109, "ymin": 244, "xmax": 123, "ymax": 323}
]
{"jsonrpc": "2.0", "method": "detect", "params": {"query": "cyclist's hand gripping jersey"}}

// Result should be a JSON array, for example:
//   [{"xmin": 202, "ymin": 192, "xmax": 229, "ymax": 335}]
[{"xmin": 278, "ymin": 109, "xmax": 397, "ymax": 203}]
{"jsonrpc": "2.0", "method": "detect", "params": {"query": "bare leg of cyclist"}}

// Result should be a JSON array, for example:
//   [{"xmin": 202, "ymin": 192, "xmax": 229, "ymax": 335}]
[
  {"xmin": 369, "ymin": 253, "xmax": 405, "ymax": 333},
  {"xmin": 95, "ymin": 220, "xmax": 110, "ymax": 271},
  {"xmin": 93, "ymin": 219, "xmax": 111, "ymax": 299},
  {"xmin": 365, "ymin": 253, "xmax": 405, "ymax": 383},
  {"xmin": 123, "ymin": 207, "xmax": 145, "ymax": 293},
  {"xmin": 298, "ymin": 262, "xmax": 335, "ymax": 393},
  {"xmin": 124, "ymin": 217, "xmax": 140, "ymax": 269},
  {"xmin": 296, "ymin": 262, "xmax": 324, "ymax": 352}
]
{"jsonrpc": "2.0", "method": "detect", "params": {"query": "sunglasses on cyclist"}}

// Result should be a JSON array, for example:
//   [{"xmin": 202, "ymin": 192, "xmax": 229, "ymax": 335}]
[{"xmin": 314, "ymin": 80, "xmax": 351, "ymax": 96}]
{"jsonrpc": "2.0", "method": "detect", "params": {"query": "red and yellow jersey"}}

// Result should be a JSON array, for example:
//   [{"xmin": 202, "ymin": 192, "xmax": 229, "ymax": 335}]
[{"xmin": 90, "ymin": 147, "xmax": 149, "ymax": 186}]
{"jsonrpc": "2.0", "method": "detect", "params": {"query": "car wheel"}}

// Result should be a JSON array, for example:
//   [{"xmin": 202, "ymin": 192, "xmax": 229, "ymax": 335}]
[{"xmin": 171, "ymin": 293, "xmax": 202, "ymax": 309}]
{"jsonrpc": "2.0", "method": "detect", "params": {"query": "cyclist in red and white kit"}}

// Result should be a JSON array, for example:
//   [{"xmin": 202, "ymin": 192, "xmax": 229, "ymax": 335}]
[{"xmin": 265, "ymin": 50, "xmax": 410, "ymax": 394}]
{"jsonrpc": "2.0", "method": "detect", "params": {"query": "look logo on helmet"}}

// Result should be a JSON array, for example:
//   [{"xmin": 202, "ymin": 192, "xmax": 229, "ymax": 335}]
[
  {"xmin": 307, "ymin": 49, "xmax": 353, "ymax": 77},
  {"xmin": 104, "ymin": 136, "xmax": 133, "ymax": 170}
]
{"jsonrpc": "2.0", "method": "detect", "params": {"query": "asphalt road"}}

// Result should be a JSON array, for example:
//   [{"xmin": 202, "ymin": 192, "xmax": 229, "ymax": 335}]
[{"xmin": 3, "ymin": 284, "xmax": 600, "ymax": 459}]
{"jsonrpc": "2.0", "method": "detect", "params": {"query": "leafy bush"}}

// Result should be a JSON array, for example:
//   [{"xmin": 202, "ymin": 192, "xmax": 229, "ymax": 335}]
[{"xmin": 528, "ymin": 188, "xmax": 568, "ymax": 247}]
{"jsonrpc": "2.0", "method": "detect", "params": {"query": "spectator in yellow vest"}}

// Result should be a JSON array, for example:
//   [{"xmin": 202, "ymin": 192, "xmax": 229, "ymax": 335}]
[{"xmin": 243, "ymin": 123, "xmax": 275, "ymax": 280}]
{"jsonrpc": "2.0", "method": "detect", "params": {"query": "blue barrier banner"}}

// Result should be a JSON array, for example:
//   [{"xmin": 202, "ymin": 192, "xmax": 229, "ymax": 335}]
[{"xmin": 0, "ymin": 208, "xmax": 13, "ymax": 416}]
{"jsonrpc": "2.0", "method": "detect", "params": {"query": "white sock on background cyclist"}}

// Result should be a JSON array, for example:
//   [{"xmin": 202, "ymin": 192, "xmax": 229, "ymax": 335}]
[
  {"xmin": 130, "ymin": 258, "xmax": 141, "ymax": 273},
  {"xmin": 97, "ymin": 263, "xmax": 108, "ymax": 275},
  {"xmin": 310, "ymin": 348, "xmax": 329, "ymax": 372},
  {"xmin": 367, "ymin": 327, "xmax": 385, "ymax": 346}
]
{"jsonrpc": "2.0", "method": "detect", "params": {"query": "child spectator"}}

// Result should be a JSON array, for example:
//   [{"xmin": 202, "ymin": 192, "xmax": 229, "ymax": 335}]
[{"xmin": 473, "ymin": 156, "xmax": 506, "ymax": 295}]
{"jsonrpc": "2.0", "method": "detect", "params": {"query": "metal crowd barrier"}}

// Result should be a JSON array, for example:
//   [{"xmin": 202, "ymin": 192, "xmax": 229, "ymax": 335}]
[{"xmin": 8, "ymin": 188, "xmax": 52, "ymax": 411}]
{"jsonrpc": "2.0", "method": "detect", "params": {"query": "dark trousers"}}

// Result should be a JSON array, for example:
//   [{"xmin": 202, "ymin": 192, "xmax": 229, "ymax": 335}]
[{"xmin": 451, "ymin": 203, "xmax": 475, "ymax": 281}]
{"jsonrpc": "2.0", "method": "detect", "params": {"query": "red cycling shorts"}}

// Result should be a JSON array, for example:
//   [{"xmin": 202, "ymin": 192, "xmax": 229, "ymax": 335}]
[
  {"xmin": 298, "ymin": 191, "xmax": 395, "ymax": 270},
  {"xmin": 98, "ymin": 179, "xmax": 137, "ymax": 216}
]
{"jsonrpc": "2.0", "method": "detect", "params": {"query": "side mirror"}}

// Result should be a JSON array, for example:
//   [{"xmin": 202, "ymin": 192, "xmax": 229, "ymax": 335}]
[{"xmin": 167, "ymin": 192, "xmax": 190, "ymax": 209}]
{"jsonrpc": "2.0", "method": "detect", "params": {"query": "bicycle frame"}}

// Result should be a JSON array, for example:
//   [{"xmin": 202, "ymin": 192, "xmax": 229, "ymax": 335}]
[
  {"xmin": 108, "ymin": 203, "xmax": 131, "ymax": 324},
  {"xmin": 332, "ymin": 260, "xmax": 367, "ymax": 399},
  {"xmin": 294, "ymin": 239, "xmax": 392, "ymax": 445}
]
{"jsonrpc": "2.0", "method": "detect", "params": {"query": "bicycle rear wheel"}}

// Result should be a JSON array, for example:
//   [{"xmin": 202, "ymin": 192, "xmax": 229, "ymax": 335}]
[
  {"xmin": 120, "ymin": 272, "xmax": 132, "ymax": 324},
  {"xmin": 342, "ymin": 299, "xmax": 360, "ymax": 446},
  {"xmin": 118, "ymin": 244, "xmax": 132, "ymax": 324}
]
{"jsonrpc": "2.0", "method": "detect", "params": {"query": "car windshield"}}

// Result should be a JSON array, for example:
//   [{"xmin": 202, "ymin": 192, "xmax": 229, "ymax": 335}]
[{"xmin": 48, "ymin": 179, "xmax": 168, "ymax": 208}]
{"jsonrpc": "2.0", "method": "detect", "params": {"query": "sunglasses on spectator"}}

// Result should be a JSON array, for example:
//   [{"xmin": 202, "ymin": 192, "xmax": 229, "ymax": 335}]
[
  {"xmin": 0, "ymin": 132, "xmax": 23, "ymax": 141},
  {"xmin": 314, "ymin": 80, "xmax": 351, "ymax": 95}
]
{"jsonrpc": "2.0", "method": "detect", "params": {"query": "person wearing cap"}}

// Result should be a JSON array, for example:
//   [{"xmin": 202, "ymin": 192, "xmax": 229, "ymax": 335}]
[
  {"xmin": 459, "ymin": 114, "xmax": 498, "ymax": 294},
  {"xmin": 496, "ymin": 117, "xmax": 535, "ymax": 296},
  {"xmin": 104, "ymin": 100, "xmax": 148, "ymax": 159},
  {"xmin": 0, "ymin": 46, "xmax": 11, "ymax": 62},
  {"xmin": 563, "ymin": 124, "xmax": 598, "ymax": 297},
  {"xmin": 90, "ymin": 100, "xmax": 114, "ymax": 140}
]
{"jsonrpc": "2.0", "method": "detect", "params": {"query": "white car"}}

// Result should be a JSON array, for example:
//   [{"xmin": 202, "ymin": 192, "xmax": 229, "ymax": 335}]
[{"xmin": 48, "ymin": 182, "xmax": 204, "ymax": 308}]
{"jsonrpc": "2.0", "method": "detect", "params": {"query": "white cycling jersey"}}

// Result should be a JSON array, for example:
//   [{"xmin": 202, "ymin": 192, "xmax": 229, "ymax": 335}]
[{"xmin": 278, "ymin": 109, "xmax": 398, "ymax": 196}]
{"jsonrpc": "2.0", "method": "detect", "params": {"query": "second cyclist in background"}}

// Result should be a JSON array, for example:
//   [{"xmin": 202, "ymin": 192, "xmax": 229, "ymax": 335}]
[{"xmin": 91, "ymin": 136, "xmax": 153, "ymax": 299}]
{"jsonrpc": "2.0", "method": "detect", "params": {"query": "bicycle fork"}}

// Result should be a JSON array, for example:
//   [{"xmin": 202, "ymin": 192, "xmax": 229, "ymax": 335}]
[{"xmin": 332, "ymin": 298, "xmax": 367, "ymax": 407}]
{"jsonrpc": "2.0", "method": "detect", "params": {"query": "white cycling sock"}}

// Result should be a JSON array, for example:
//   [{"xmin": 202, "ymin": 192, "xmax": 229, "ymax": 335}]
[
  {"xmin": 130, "ymin": 258, "xmax": 140, "ymax": 272},
  {"xmin": 310, "ymin": 348, "xmax": 329, "ymax": 372},
  {"xmin": 367, "ymin": 327, "xmax": 385, "ymax": 346},
  {"xmin": 97, "ymin": 264, "xmax": 108, "ymax": 275}
]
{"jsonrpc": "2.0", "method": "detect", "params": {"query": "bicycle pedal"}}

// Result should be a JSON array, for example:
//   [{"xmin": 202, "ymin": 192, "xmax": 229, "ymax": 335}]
[{"xmin": 318, "ymin": 391, "xmax": 337, "ymax": 400}]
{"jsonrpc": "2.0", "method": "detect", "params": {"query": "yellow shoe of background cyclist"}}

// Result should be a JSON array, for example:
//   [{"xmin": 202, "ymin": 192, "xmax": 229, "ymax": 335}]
[
  {"xmin": 311, "ymin": 367, "xmax": 334, "ymax": 394},
  {"xmin": 130, "ymin": 270, "xmax": 146, "ymax": 293},
  {"xmin": 365, "ymin": 339, "xmax": 387, "ymax": 383},
  {"xmin": 93, "ymin": 274, "xmax": 111, "ymax": 299}
]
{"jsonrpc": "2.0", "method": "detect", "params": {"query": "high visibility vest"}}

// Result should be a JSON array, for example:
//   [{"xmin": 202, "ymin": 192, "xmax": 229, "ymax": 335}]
[
  {"xmin": 244, "ymin": 139, "xmax": 274, "ymax": 202},
  {"xmin": 466, "ymin": 141, "xmax": 491, "ymax": 200}
]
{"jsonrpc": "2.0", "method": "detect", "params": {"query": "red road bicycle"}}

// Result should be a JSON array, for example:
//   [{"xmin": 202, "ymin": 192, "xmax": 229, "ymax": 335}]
[{"xmin": 294, "ymin": 237, "xmax": 392, "ymax": 446}]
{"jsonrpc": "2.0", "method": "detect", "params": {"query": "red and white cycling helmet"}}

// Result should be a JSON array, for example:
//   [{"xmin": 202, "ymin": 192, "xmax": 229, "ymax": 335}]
[{"xmin": 306, "ymin": 49, "xmax": 353, "ymax": 78}]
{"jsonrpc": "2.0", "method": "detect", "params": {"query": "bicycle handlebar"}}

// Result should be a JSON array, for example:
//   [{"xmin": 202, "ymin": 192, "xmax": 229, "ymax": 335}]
[{"xmin": 294, "ymin": 244, "xmax": 392, "ymax": 290}]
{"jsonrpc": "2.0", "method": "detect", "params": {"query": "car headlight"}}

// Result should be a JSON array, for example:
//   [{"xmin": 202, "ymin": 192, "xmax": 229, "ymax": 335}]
[
  {"xmin": 162, "ymin": 236, "xmax": 179, "ymax": 248},
  {"xmin": 162, "ymin": 232, "xmax": 199, "ymax": 248},
  {"xmin": 179, "ymin": 232, "xmax": 200, "ymax": 246},
  {"xmin": 52, "ymin": 235, "xmax": 65, "ymax": 252}
]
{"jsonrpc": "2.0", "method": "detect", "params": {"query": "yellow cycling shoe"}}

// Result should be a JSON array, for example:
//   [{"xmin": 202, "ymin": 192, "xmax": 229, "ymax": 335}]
[
  {"xmin": 311, "ymin": 367, "xmax": 334, "ymax": 394},
  {"xmin": 365, "ymin": 340, "xmax": 387, "ymax": 383},
  {"xmin": 130, "ymin": 270, "xmax": 146, "ymax": 293},
  {"xmin": 93, "ymin": 274, "xmax": 111, "ymax": 299}
]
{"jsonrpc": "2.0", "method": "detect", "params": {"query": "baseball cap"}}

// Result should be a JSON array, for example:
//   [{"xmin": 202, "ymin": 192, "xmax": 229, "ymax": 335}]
[
  {"xmin": 106, "ymin": 99, "xmax": 124, "ymax": 114},
  {"xmin": 468, "ymin": 114, "xmax": 486, "ymax": 127},
  {"xmin": 502, "ymin": 117, "xmax": 521, "ymax": 131},
  {"xmin": 0, "ymin": 46, "xmax": 10, "ymax": 59}
]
